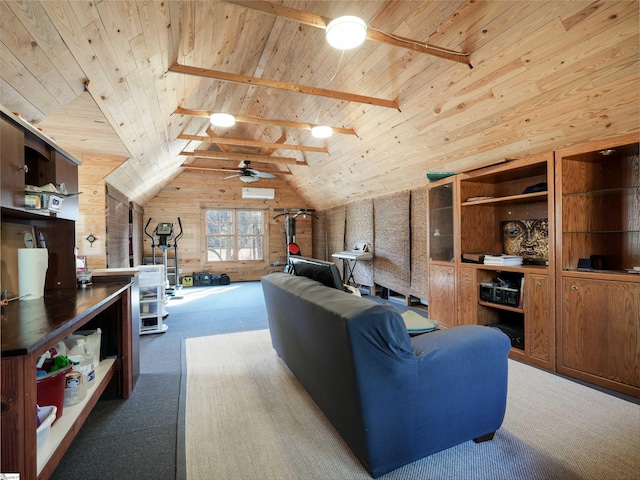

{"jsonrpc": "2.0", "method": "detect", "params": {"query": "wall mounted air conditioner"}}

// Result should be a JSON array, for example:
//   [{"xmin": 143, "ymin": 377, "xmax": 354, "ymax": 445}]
[{"xmin": 242, "ymin": 187, "xmax": 275, "ymax": 200}]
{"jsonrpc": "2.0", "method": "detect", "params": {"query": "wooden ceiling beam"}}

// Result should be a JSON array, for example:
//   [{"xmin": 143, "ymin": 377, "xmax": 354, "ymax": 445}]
[
  {"xmin": 178, "ymin": 133, "xmax": 329, "ymax": 154},
  {"xmin": 181, "ymin": 165, "xmax": 292, "ymax": 176},
  {"xmin": 169, "ymin": 63, "xmax": 399, "ymax": 110},
  {"xmin": 219, "ymin": 0, "xmax": 472, "ymax": 67},
  {"xmin": 174, "ymin": 107, "xmax": 358, "ymax": 136},
  {"xmin": 262, "ymin": 133, "xmax": 287, "ymax": 156},
  {"xmin": 180, "ymin": 149, "xmax": 301, "ymax": 165}
]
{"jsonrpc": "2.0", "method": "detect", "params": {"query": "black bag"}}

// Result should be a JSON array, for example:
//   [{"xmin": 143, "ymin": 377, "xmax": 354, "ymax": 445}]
[{"xmin": 212, "ymin": 274, "xmax": 231, "ymax": 286}]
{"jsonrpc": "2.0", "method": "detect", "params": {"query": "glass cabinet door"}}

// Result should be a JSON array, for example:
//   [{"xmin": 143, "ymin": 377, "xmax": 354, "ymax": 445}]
[{"xmin": 428, "ymin": 182, "xmax": 454, "ymax": 262}]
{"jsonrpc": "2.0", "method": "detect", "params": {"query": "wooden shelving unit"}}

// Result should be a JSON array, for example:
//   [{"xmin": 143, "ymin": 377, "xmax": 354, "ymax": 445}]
[
  {"xmin": 1, "ymin": 109, "xmax": 139, "ymax": 478},
  {"xmin": 555, "ymin": 134, "xmax": 639, "ymax": 397},
  {"xmin": 436, "ymin": 153, "xmax": 555, "ymax": 370}
]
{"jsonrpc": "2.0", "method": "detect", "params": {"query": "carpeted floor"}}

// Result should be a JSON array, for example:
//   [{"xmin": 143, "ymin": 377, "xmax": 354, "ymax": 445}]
[
  {"xmin": 185, "ymin": 329, "xmax": 640, "ymax": 480},
  {"xmin": 51, "ymin": 283, "xmax": 269, "ymax": 480},
  {"xmin": 51, "ymin": 281, "xmax": 639, "ymax": 480}
]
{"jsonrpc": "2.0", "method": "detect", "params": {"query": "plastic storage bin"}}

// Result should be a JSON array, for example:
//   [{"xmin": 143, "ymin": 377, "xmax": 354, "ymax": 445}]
[
  {"xmin": 36, "ymin": 364, "xmax": 71, "ymax": 425},
  {"xmin": 36, "ymin": 405, "xmax": 57, "ymax": 453}
]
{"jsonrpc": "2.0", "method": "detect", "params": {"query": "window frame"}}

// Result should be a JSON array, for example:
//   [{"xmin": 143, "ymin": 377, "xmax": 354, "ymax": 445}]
[{"xmin": 202, "ymin": 207, "xmax": 268, "ymax": 265}]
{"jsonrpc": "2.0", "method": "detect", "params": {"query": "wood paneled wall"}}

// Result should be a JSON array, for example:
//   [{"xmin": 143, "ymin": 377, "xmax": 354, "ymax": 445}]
[
  {"xmin": 105, "ymin": 185, "xmax": 130, "ymax": 268},
  {"xmin": 142, "ymin": 170, "xmax": 312, "ymax": 282},
  {"xmin": 324, "ymin": 205, "xmax": 347, "ymax": 279},
  {"xmin": 76, "ymin": 154, "xmax": 127, "ymax": 271}
]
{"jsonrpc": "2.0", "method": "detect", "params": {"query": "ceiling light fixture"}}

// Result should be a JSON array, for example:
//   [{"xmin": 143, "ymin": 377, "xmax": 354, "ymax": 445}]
[
  {"xmin": 209, "ymin": 112, "xmax": 236, "ymax": 127},
  {"xmin": 325, "ymin": 16, "xmax": 367, "ymax": 50},
  {"xmin": 239, "ymin": 175, "xmax": 258, "ymax": 183},
  {"xmin": 311, "ymin": 125, "xmax": 333, "ymax": 139}
]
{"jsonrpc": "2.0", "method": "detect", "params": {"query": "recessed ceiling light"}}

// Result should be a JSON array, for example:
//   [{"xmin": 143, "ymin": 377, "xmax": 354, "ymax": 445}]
[
  {"xmin": 598, "ymin": 149, "xmax": 616, "ymax": 156},
  {"xmin": 325, "ymin": 16, "xmax": 367, "ymax": 50},
  {"xmin": 311, "ymin": 125, "xmax": 333, "ymax": 138},
  {"xmin": 209, "ymin": 113, "xmax": 236, "ymax": 127}
]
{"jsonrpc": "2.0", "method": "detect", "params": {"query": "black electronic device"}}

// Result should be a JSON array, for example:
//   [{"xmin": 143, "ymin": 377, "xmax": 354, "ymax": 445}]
[
  {"xmin": 289, "ymin": 256, "xmax": 345, "ymax": 292},
  {"xmin": 577, "ymin": 258, "xmax": 592, "ymax": 271},
  {"xmin": 490, "ymin": 323, "xmax": 524, "ymax": 350},
  {"xmin": 480, "ymin": 283, "xmax": 520, "ymax": 307}
]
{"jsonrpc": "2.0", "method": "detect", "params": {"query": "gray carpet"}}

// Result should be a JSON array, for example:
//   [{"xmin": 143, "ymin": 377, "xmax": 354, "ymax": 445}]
[
  {"xmin": 185, "ymin": 329, "xmax": 640, "ymax": 480},
  {"xmin": 51, "ymin": 282, "xmax": 639, "ymax": 480},
  {"xmin": 51, "ymin": 283, "xmax": 269, "ymax": 480}
]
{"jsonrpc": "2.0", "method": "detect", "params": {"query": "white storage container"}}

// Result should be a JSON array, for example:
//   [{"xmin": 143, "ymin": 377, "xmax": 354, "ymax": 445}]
[
  {"xmin": 36, "ymin": 405, "xmax": 57, "ymax": 453},
  {"xmin": 65, "ymin": 328, "xmax": 102, "ymax": 363}
]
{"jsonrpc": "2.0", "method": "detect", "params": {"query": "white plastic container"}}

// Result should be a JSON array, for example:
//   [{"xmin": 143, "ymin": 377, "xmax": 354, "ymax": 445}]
[
  {"xmin": 68, "ymin": 339, "xmax": 95, "ymax": 383},
  {"xmin": 36, "ymin": 405, "xmax": 57, "ymax": 452},
  {"xmin": 65, "ymin": 328, "xmax": 101, "ymax": 363}
]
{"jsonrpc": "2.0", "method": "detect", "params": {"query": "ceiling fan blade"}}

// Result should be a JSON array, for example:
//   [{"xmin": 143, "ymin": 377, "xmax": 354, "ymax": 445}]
[
  {"xmin": 254, "ymin": 171, "xmax": 276, "ymax": 179},
  {"xmin": 224, "ymin": 173, "xmax": 241, "ymax": 179}
]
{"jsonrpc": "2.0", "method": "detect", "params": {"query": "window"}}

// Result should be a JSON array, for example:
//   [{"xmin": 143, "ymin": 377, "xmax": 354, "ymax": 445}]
[{"xmin": 205, "ymin": 209, "xmax": 264, "ymax": 262}]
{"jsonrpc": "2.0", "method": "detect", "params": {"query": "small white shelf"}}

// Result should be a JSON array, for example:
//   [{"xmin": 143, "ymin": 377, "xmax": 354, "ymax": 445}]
[{"xmin": 135, "ymin": 265, "xmax": 168, "ymax": 335}]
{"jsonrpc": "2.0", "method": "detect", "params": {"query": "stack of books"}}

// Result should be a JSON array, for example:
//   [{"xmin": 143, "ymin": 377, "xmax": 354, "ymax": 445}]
[
  {"xmin": 462, "ymin": 252, "xmax": 488, "ymax": 263},
  {"xmin": 483, "ymin": 254, "xmax": 523, "ymax": 266}
]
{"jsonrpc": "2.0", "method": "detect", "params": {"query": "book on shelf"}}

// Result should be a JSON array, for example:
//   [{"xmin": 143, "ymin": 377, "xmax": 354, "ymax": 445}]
[
  {"xmin": 462, "ymin": 252, "xmax": 489, "ymax": 263},
  {"xmin": 483, "ymin": 254, "xmax": 523, "ymax": 266}
]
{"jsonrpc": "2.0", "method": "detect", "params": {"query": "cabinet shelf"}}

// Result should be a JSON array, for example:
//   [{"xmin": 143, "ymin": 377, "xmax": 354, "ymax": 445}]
[
  {"xmin": 563, "ymin": 230, "xmax": 639, "ymax": 234},
  {"xmin": 478, "ymin": 300, "xmax": 524, "ymax": 313},
  {"xmin": 430, "ymin": 206, "xmax": 453, "ymax": 213},
  {"xmin": 461, "ymin": 191, "xmax": 547, "ymax": 207},
  {"xmin": 38, "ymin": 358, "xmax": 116, "ymax": 475},
  {"xmin": 475, "ymin": 264, "xmax": 548, "ymax": 273},
  {"xmin": 562, "ymin": 186, "xmax": 638, "ymax": 197}
]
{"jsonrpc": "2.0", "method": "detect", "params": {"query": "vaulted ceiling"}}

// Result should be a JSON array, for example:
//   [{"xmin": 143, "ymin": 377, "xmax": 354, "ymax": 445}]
[{"xmin": 1, "ymin": 0, "xmax": 638, "ymax": 210}]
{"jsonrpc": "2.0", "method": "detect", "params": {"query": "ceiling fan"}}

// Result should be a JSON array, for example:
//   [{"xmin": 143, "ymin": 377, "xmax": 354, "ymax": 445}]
[{"xmin": 224, "ymin": 161, "xmax": 276, "ymax": 183}]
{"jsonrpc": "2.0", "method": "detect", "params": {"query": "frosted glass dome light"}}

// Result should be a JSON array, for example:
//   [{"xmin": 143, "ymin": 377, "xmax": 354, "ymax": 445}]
[
  {"xmin": 325, "ymin": 16, "xmax": 367, "ymax": 50},
  {"xmin": 311, "ymin": 125, "xmax": 333, "ymax": 139},
  {"xmin": 209, "ymin": 113, "xmax": 236, "ymax": 127}
]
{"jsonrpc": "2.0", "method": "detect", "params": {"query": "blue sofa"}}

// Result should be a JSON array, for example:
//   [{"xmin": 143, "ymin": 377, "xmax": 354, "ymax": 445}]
[{"xmin": 261, "ymin": 272, "xmax": 511, "ymax": 478}]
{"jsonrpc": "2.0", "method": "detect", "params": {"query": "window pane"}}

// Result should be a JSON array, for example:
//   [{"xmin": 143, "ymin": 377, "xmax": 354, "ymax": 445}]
[
  {"xmin": 207, "ymin": 236, "xmax": 234, "ymax": 261},
  {"xmin": 205, "ymin": 209, "xmax": 264, "ymax": 262},
  {"xmin": 207, "ymin": 209, "xmax": 234, "ymax": 235},
  {"xmin": 238, "ymin": 236, "xmax": 263, "ymax": 260}
]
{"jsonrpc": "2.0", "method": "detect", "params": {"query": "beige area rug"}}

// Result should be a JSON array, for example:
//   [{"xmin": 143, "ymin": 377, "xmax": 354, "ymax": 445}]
[{"xmin": 184, "ymin": 329, "xmax": 640, "ymax": 480}]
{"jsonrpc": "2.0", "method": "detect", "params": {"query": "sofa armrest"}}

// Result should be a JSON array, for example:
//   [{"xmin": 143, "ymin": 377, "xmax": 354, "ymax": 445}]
[{"xmin": 410, "ymin": 325, "xmax": 511, "ymax": 433}]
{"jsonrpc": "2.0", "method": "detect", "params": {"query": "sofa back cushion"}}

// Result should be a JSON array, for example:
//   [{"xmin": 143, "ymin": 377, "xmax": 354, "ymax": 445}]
[{"xmin": 261, "ymin": 272, "xmax": 413, "ymax": 467}]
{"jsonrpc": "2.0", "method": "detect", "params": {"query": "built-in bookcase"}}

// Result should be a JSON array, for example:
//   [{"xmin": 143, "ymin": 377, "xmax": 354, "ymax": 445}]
[
  {"xmin": 455, "ymin": 152, "xmax": 555, "ymax": 370},
  {"xmin": 555, "ymin": 134, "xmax": 639, "ymax": 397}
]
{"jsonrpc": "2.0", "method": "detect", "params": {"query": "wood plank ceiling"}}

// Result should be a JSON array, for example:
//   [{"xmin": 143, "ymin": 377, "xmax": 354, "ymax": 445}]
[{"xmin": 1, "ymin": 0, "xmax": 638, "ymax": 210}]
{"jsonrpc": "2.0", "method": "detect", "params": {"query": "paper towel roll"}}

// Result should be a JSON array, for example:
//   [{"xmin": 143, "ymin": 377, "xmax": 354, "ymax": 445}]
[{"xmin": 18, "ymin": 248, "xmax": 49, "ymax": 300}]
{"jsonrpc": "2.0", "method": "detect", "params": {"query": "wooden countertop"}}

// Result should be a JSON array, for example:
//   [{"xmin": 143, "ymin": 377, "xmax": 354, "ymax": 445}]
[{"xmin": 1, "ymin": 282, "xmax": 130, "ymax": 357}]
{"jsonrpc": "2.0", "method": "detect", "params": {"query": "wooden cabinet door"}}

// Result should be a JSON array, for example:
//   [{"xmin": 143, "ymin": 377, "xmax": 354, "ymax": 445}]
[
  {"xmin": 429, "ymin": 264, "xmax": 456, "ymax": 327},
  {"xmin": 53, "ymin": 151, "xmax": 79, "ymax": 221},
  {"xmin": 526, "ymin": 273, "xmax": 553, "ymax": 370},
  {"xmin": 457, "ymin": 266, "xmax": 476, "ymax": 325},
  {"xmin": 559, "ymin": 277, "xmax": 639, "ymax": 395},
  {"xmin": 1, "ymin": 117, "xmax": 25, "ymax": 209}
]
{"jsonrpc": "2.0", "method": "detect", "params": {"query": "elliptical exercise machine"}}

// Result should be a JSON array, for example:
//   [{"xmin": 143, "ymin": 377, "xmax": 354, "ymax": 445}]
[{"xmin": 144, "ymin": 218, "xmax": 183, "ymax": 298}]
